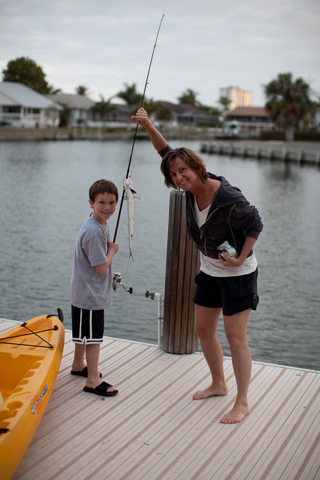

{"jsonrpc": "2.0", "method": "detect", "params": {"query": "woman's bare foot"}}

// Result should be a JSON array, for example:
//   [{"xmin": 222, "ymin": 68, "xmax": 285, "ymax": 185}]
[
  {"xmin": 220, "ymin": 404, "xmax": 250, "ymax": 424},
  {"xmin": 193, "ymin": 383, "xmax": 228, "ymax": 400}
]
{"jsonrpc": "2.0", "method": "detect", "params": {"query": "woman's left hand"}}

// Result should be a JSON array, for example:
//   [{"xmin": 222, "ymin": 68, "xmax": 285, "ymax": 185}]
[
  {"xmin": 218, "ymin": 236, "xmax": 256, "ymax": 267},
  {"xmin": 218, "ymin": 252, "xmax": 242, "ymax": 267}
]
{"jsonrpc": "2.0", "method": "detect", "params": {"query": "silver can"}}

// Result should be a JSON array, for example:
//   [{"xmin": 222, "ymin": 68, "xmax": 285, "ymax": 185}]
[{"xmin": 217, "ymin": 241, "xmax": 238, "ymax": 258}]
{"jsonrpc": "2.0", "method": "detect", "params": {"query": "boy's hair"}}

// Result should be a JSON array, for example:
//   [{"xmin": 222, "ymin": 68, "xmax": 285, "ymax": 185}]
[
  {"xmin": 160, "ymin": 148, "xmax": 209, "ymax": 189},
  {"xmin": 89, "ymin": 179, "xmax": 118, "ymax": 203}
]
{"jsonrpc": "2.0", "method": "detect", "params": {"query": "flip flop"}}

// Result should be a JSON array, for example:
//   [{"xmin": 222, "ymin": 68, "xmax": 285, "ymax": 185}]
[
  {"xmin": 83, "ymin": 381, "xmax": 118, "ymax": 397},
  {"xmin": 70, "ymin": 367, "xmax": 102, "ymax": 378}
]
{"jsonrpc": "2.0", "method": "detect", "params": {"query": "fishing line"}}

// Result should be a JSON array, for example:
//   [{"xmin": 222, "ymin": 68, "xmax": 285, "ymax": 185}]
[{"xmin": 113, "ymin": 14, "xmax": 165, "ymax": 243}]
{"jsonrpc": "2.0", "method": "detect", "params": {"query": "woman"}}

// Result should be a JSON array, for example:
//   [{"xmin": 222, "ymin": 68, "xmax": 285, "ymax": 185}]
[{"xmin": 132, "ymin": 108, "xmax": 263, "ymax": 424}]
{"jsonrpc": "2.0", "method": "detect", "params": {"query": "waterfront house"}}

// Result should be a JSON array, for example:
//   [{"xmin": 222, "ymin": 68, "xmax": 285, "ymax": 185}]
[
  {"xmin": 154, "ymin": 101, "xmax": 219, "ymax": 127},
  {"xmin": 47, "ymin": 92, "xmax": 95, "ymax": 126},
  {"xmin": 47, "ymin": 93, "xmax": 133, "ymax": 129},
  {"xmin": 225, "ymin": 106, "xmax": 275, "ymax": 137},
  {"xmin": 0, "ymin": 82, "xmax": 62, "ymax": 128}
]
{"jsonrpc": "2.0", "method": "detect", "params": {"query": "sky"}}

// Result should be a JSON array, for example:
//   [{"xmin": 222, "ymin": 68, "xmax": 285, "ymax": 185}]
[{"xmin": 1, "ymin": 0, "xmax": 320, "ymax": 108}]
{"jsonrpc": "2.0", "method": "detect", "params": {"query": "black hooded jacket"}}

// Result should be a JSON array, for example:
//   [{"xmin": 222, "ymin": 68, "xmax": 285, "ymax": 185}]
[
  {"xmin": 185, "ymin": 173, "xmax": 263, "ymax": 259},
  {"xmin": 158, "ymin": 144, "xmax": 263, "ymax": 260}
]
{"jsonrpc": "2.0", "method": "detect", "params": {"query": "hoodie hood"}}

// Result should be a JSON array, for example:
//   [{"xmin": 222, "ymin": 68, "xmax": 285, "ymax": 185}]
[
  {"xmin": 185, "ymin": 172, "xmax": 263, "ymax": 259},
  {"xmin": 208, "ymin": 173, "xmax": 244, "ymax": 208}
]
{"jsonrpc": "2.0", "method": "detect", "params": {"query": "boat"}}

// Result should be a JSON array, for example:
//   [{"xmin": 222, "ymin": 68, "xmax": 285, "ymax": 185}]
[{"xmin": 0, "ymin": 310, "xmax": 65, "ymax": 480}]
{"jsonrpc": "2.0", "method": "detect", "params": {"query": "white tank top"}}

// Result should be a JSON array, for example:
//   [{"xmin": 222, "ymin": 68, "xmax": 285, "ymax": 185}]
[{"xmin": 194, "ymin": 201, "xmax": 257, "ymax": 277}]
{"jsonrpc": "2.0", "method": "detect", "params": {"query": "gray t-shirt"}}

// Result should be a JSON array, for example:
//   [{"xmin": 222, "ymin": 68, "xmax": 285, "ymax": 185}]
[{"xmin": 70, "ymin": 216, "xmax": 113, "ymax": 310}]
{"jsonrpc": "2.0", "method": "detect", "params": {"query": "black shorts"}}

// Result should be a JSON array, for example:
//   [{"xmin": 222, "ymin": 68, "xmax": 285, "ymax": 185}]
[
  {"xmin": 193, "ymin": 269, "xmax": 259, "ymax": 316},
  {"xmin": 71, "ymin": 306, "xmax": 104, "ymax": 344}
]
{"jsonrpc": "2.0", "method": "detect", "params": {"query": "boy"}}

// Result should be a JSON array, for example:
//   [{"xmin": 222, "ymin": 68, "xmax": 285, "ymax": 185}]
[{"xmin": 70, "ymin": 179, "xmax": 119, "ymax": 396}]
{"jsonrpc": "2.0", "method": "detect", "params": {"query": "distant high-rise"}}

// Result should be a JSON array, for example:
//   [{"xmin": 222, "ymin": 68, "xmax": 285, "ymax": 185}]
[{"xmin": 219, "ymin": 87, "xmax": 252, "ymax": 111}]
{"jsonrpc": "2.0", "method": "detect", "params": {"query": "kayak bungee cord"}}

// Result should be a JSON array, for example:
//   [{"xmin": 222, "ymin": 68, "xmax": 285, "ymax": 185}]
[
  {"xmin": 0, "ymin": 311, "xmax": 64, "ymax": 349},
  {"xmin": 0, "ymin": 327, "xmax": 59, "ymax": 349},
  {"xmin": 113, "ymin": 14, "xmax": 165, "ymax": 245},
  {"xmin": 19, "ymin": 322, "xmax": 55, "ymax": 348},
  {"xmin": 0, "ymin": 342, "xmax": 54, "ymax": 349}
]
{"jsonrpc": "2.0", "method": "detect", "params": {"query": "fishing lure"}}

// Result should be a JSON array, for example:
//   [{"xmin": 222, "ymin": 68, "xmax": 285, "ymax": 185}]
[{"xmin": 122, "ymin": 173, "xmax": 139, "ymax": 260}]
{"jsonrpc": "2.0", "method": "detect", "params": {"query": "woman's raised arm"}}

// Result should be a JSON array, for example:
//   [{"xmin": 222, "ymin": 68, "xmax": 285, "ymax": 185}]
[{"xmin": 131, "ymin": 108, "xmax": 168, "ymax": 152}]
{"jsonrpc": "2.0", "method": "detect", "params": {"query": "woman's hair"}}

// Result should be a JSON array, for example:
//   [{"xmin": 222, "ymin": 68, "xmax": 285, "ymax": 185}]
[
  {"xmin": 89, "ymin": 179, "xmax": 118, "ymax": 203},
  {"xmin": 160, "ymin": 148, "xmax": 209, "ymax": 189}
]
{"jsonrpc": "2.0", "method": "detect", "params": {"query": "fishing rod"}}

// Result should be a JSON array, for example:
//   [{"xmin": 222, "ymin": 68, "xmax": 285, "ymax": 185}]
[{"xmin": 113, "ymin": 14, "xmax": 165, "ymax": 243}]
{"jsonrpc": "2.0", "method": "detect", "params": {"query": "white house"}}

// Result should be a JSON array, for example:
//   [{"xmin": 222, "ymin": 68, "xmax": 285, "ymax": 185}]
[
  {"xmin": 47, "ymin": 93, "xmax": 132, "ymax": 128},
  {"xmin": 46, "ymin": 93, "xmax": 95, "ymax": 126},
  {"xmin": 0, "ymin": 82, "xmax": 62, "ymax": 128},
  {"xmin": 153, "ymin": 101, "xmax": 219, "ymax": 127},
  {"xmin": 225, "ymin": 106, "xmax": 274, "ymax": 136}
]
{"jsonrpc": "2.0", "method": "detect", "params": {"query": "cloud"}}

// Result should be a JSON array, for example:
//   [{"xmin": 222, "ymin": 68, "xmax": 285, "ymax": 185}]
[{"xmin": 1, "ymin": 0, "xmax": 319, "ymax": 105}]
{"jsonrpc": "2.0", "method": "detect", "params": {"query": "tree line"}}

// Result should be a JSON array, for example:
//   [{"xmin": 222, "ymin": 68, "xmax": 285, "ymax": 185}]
[{"xmin": 2, "ymin": 56, "xmax": 319, "ymax": 141}]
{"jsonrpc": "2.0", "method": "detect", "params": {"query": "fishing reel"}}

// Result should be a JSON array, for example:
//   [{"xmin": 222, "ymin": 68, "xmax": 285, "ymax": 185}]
[{"xmin": 112, "ymin": 272, "xmax": 133, "ymax": 294}]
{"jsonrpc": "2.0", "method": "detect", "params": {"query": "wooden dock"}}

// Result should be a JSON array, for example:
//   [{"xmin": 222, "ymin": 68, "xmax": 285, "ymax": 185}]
[
  {"xmin": 1, "ymin": 319, "xmax": 319, "ymax": 480},
  {"xmin": 200, "ymin": 141, "xmax": 320, "ymax": 166}
]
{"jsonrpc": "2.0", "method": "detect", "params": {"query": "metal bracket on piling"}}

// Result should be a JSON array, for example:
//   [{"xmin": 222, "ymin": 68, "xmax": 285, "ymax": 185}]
[{"xmin": 145, "ymin": 290, "xmax": 163, "ymax": 348}]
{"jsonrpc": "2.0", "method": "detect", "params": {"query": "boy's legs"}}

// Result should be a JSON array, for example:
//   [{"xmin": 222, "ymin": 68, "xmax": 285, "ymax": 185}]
[
  {"xmin": 85, "ymin": 343, "xmax": 101, "ymax": 387},
  {"xmin": 72, "ymin": 343, "xmax": 87, "ymax": 372},
  {"xmin": 85, "ymin": 344, "xmax": 117, "ymax": 393},
  {"xmin": 71, "ymin": 306, "xmax": 117, "ymax": 394},
  {"xmin": 71, "ymin": 305, "xmax": 87, "ymax": 373}
]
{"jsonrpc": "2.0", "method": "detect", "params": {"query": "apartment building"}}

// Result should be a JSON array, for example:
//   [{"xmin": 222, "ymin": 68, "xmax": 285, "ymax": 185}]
[{"xmin": 219, "ymin": 86, "xmax": 252, "ymax": 111}]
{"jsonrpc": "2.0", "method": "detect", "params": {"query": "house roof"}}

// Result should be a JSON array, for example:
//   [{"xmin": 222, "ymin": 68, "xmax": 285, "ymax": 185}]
[
  {"xmin": 0, "ymin": 82, "xmax": 62, "ymax": 109},
  {"xmin": 47, "ymin": 93, "xmax": 95, "ymax": 110},
  {"xmin": 227, "ymin": 106, "xmax": 269, "ymax": 118}
]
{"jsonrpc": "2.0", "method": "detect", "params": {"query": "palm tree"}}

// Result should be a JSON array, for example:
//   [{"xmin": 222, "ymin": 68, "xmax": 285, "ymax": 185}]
[
  {"xmin": 155, "ymin": 104, "xmax": 172, "ymax": 123},
  {"xmin": 142, "ymin": 98, "xmax": 161, "ymax": 115},
  {"xmin": 91, "ymin": 95, "xmax": 117, "ymax": 129},
  {"xmin": 58, "ymin": 103, "xmax": 71, "ymax": 128},
  {"xmin": 217, "ymin": 96, "xmax": 231, "ymax": 116},
  {"xmin": 177, "ymin": 88, "xmax": 199, "ymax": 106},
  {"xmin": 76, "ymin": 85, "xmax": 88, "ymax": 96},
  {"xmin": 264, "ymin": 73, "xmax": 314, "ymax": 141},
  {"xmin": 117, "ymin": 83, "xmax": 142, "ymax": 113},
  {"xmin": 46, "ymin": 85, "xmax": 62, "ymax": 95},
  {"xmin": 216, "ymin": 96, "xmax": 231, "ymax": 128}
]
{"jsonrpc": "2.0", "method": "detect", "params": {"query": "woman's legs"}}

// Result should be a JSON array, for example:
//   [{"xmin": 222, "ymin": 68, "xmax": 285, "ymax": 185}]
[
  {"xmin": 193, "ymin": 304, "xmax": 252, "ymax": 424},
  {"xmin": 221, "ymin": 308, "xmax": 252, "ymax": 424},
  {"xmin": 193, "ymin": 305, "xmax": 228, "ymax": 399}
]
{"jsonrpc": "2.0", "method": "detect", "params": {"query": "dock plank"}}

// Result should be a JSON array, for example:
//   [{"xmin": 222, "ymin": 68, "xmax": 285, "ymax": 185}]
[{"xmin": 1, "ymin": 320, "xmax": 318, "ymax": 480}]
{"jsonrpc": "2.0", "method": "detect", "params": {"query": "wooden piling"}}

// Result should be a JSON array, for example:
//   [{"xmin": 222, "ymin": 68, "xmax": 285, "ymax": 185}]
[{"xmin": 162, "ymin": 190, "xmax": 200, "ymax": 354}]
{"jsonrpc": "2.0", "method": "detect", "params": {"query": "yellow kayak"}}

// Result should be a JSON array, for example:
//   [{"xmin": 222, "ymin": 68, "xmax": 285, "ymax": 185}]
[{"xmin": 0, "ymin": 311, "xmax": 65, "ymax": 480}]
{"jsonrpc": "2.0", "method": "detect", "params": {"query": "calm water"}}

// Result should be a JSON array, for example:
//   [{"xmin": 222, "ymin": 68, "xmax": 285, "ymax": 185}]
[{"xmin": 0, "ymin": 140, "xmax": 319, "ymax": 370}]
